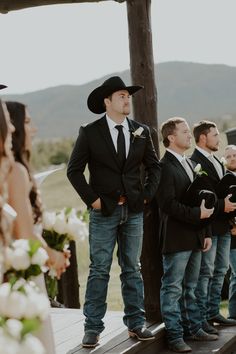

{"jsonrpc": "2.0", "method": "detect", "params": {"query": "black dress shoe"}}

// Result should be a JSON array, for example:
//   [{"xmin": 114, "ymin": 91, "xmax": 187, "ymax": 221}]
[
  {"xmin": 168, "ymin": 339, "xmax": 192, "ymax": 353},
  {"xmin": 82, "ymin": 332, "xmax": 100, "ymax": 348},
  {"xmin": 202, "ymin": 321, "xmax": 219, "ymax": 335},
  {"xmin": 209, "ymin": 314, "xmax": 236, "ymax": 326},
  {"xmin": 185, "ymin": 328, "xmax": 218, "ymax": 341},
  {"xmin": 128, "ymin": 326, "xmax": 155, "ymax": 341}
]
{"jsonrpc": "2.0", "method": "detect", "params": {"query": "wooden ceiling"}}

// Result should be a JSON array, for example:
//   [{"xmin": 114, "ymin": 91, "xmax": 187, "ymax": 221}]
[{"xmin": 0, "ymin": 0, "xmax": 125, "ymax": 13}]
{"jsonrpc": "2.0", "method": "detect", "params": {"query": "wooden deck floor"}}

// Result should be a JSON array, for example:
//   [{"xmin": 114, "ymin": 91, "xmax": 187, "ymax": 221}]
[
  {"xmin": 52, "ymin": 308, "xmax": 236, "ymax": 354},
  {"xmin": 52, "ymin": 308, "xmax": 128, "ymax": 354}
]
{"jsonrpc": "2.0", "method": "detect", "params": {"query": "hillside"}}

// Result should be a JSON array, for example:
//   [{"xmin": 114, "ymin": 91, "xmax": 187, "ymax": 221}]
[{"xmin": 2, "ymin": 61, "xmax": 236, "ymax": 138}]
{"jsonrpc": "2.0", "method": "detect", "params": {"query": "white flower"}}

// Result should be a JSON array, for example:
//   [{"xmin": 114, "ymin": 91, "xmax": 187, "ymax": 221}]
[
  {"xmin": 42, "ymin": 211, "xmax": 56, "ymax": 230},
  {"xmin": 10, "ymin": 248, "xmax": 31, "ymax": 271},
  {"xmin": 53, "ymin": 212, "xmax": 67, "ymax": 234},
  {"xmin": 4, "ymin": 247, "xmax": 15, "ymax": 270},
  {"xmin": 3, "ymin": 291, "xmax": 27, "ymax": 319},
  {"xmin": 132, "ymin": 127, "xmax": 144, "ymax": 137},
  {"xmin": 24, "ymin": 293, "xmax": 50, "ymax": 321},
  {"xmin": 194, "ymin": 163, "xmax": 202, "ymax": 173},
  {"xmin": 0, "ymin": 333, "xmax": 20, "ymax": 354},
  {"xmin": 48, "ymin": 268, "xmax": 57, "ymax": 278},
  {"xmin": 12, "ymin": 239, "xmax": 30, "ymax": 252},
  {"xmin": 5, "ymin": 319, "xmax": 23, "ymax": 340},
  {"xmin": 220, "ymin": 156, "xmax": 227, "ymax": 166},
  {"xmin": 18, "ymin": 335, "xmax": 45, "ymax": 354},
  {"xmin": 67, "ymin": 217, "xmax": 88, "ymax": 240},
  {"xmin": 31, "ymin": 248, "xmax": 48, "ymax": 267},
  {"xmin": 0, "ymin": 283, "xmax": 11, "ymax": 314}
]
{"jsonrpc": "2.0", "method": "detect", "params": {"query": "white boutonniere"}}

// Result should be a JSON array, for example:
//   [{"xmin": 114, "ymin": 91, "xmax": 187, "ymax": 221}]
[
  {"xmin": 131, "ymin": 127, "xmax": 145, "ymax": 142},
  {"xmin": 194, "ymin": 163, "xmax": 208, "ymax": 176},
  {"xmin": 220, "ymin": 156, "xmax": 227, "ymax": 167}
]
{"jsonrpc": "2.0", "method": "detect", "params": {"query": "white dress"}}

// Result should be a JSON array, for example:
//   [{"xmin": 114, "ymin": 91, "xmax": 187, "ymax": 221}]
[{"xmin": 33, "ymin": 223, "xmax": 56, "ymax": 354}]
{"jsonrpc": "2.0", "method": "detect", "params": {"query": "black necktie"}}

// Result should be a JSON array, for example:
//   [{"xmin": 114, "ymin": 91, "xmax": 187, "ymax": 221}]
[{"xmin": 115, "ymin": 125, "xmax": 126, "ymax": 168}]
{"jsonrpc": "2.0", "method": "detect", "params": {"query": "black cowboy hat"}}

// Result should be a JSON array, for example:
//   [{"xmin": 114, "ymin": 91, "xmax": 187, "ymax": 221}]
[
  {"xmin": 217, "ymin": 173, "xmax": 236, "ymax": 202},
  {"xmin": 87, "ymin": 76, "xmax": 143, "ymax": 114},
  {"xmin": 0, "ymin": 84, "xmax": 7, "ymax": 90},
  {"xmin": 183, "ymin": 174, "xmax": 217, "ymax": 209}
]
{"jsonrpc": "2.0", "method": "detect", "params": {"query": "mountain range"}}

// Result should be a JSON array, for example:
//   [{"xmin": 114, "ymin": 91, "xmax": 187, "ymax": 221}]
[{"xmin": 2, "ymin": 61, "xmax": 236, "ymax": 138}]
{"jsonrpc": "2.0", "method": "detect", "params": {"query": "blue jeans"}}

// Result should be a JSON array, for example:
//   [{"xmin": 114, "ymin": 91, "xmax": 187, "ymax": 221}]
[
  {"xmin": 195, "ymin": 234, "xmax": 230, "ymax": 321},
  {"xmin": 160, "ymin": 250, "xmax": 202, "ymax": 344},
  {"xmin": 229, "ymin": 248, "xmax": 236, "ymax": 318},
  {"xmin": 83, "ymin": 205, "xmax": 145, "ymax": 334}
]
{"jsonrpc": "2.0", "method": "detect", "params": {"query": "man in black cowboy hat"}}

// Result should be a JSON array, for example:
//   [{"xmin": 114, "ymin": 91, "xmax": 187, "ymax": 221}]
[
  {"xmin": 0, "ymin": 85, "xmax": 7, "ymax": 90},
  {"xmin": 67, "ymin": 76, "xmax": 161, "ymax": 347}
]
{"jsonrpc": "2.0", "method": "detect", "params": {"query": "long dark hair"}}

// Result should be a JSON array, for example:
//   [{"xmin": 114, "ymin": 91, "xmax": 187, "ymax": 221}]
[
  {"xmin": 0, "ymin": 100, "xmax": 12, "ymax": 243},
  {"xmin": 6, "ymin": 101, "xmax": 42, "ymax": 224},
  {"xmin": 0, "ymin": 100, "xmax": 8, "ymax": 162}
]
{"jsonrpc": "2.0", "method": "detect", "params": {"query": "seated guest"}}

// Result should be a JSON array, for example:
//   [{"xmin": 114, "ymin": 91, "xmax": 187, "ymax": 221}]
[{"xmin": 157, "ymin": 117, "xmax": 217, "ymax": 353}]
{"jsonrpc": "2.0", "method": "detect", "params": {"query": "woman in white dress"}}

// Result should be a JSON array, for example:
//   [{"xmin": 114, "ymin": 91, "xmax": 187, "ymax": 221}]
[
  {"xmin": 3, "ymin": 100, "xmax": 70, "ymax": 353},
  {"xmin": 0, "ymin": 99, "xmax": 15, "ymax": 282}
]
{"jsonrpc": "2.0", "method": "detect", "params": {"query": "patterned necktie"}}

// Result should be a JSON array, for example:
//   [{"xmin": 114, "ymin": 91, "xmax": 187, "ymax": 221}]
[
  {"xmin": 208, "ymin": 155, "xmax": 223, "ymax": 179},
  {"xmin": 115, "ymin": 125, "xmax": 126, "ymax": 168},
  {"xmin": 181, "ymin": 157, "xmax": 194, "ymax": 182}
]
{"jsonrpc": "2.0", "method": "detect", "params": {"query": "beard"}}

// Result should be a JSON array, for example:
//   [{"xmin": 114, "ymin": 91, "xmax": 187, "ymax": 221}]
[{"xmin": 206, "ymin": 142, "xmax": 218, "ymax": 152}]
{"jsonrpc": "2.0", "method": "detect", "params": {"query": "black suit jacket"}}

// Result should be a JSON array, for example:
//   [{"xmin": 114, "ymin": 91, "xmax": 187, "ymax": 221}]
[
  {"xmin": 67, "ymin": 116, "xmax": 161, "ymax": 216},
  {"xmin": 224, "ymin": 170, "xmax": 236, "ymax": 249},
  {"xmin": 191, "ymin": 148, "xmax": 229, "ymax": 236},
  {"xmin": 157, "ymin": 151, "xmax": 208, "ymax": 254}
]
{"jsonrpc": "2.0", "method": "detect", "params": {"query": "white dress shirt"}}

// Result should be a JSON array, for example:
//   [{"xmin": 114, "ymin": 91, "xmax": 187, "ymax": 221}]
[
  {"xmin": 196, "ymin": 146, "xmax": 223, "ymax": 178},
  {"xmin": 106, "ymin": 115, "xmax": 130, "ymax": 157},
  {"xmin": 166, "ymin": 148, "xmax": 193, "ymax": 181}
]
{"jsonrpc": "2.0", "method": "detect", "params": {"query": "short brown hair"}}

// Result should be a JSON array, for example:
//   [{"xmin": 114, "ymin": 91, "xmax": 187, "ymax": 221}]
[
  {"xmin": 193, "ymin": 120, "xmax": 216, "ymax": 143},
  {"xmin": 161, "ymin": 117, "xmax": 186, "ymax": 147}
]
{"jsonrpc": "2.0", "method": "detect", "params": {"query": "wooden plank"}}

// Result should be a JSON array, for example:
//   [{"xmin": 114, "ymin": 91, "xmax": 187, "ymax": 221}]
[{"xmin": 0, "ymin": 0, "xmax": 125, "ymax": 14}]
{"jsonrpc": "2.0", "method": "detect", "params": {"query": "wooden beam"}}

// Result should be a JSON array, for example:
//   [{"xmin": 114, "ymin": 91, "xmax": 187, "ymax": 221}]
[
  {"xmin": 127, "ymin": 0, "xmax": 162, "ymax": 323},
  {"xmin": 0, "ymin": 0, "xmax": 125, "ymax": 14}
]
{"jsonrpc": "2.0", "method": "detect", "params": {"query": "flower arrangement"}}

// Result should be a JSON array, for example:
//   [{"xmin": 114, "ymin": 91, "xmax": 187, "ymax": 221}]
[
  {"xmin": 220, "ymin": 156, "xmax": 227, "ymax": 167},
  {"xmin": 42, "ymin": 208, "xmax": 88, "ymax": 299},
  {"xmin": 0, "ymin": 278, "xmax": 50, "ymax": 354},
  {"xmin": 4, "ymin": 239, "xmax": 48, "ymax": 281},
  {"xmin": 194, "ymin": 163, "xmax": 208, "ymax": 176},
  {"xmin": 131, "ymin": 127, "xmax": 145, "ymax": 142}
]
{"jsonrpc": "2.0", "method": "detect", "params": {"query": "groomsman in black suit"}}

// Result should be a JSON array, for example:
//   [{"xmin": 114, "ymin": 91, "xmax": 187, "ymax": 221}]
[
  {"xmin": 191, "ymin": 121, "xmax": 236, "ymax": 329},
  {"xmin": 67, "ymin": 76, "xmax": 161, "ymax": 348},
  {"xmin": 223, "ymin": 145, "xmax": 236, "ymax": 319},
  {"xmin": 158, "ymin": 117, "xmax": 217, "ymax": 353}
]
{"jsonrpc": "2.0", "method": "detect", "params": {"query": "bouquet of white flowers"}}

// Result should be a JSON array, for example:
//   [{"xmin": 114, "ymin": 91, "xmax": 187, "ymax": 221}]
[
  {"xmin": 0, "ymin": 279, "xmax": 50, "ymax": 354},
  {"xmin": 42, "ymin": 208, "xmax": 88, "ymax": 250},
  {"xmin": 4, "ymin": 239, "xmax": 48, "ymax": 282},
  {"xmin": 42, "ymin": 208, "xmax": 88, "ymax": 299}
]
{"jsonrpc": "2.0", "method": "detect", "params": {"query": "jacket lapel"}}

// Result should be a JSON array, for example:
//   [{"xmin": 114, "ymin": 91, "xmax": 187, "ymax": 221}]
[
  {"xmin": 192, "ymin": 149, "xmax": 220, "ymax": 181},
  {"xmin": 164, "ymin": 151, "xmax": 190, "ymax": 181}
]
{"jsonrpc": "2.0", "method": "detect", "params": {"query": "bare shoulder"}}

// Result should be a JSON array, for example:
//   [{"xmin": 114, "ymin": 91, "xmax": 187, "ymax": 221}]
[{"xmin": 9, "ymin": 162, "xmax": 29, "ymax": 183}]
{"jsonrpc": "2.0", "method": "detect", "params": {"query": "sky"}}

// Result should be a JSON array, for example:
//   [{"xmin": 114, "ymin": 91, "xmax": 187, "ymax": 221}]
[{"xmin": 1, "ymin": 0, "xmax": 236, "ymax": 94}]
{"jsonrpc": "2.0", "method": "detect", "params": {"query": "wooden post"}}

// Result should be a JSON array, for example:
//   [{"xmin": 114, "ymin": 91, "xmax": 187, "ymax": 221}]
[{"xmin": 126, "ymin": 0, "xmax": 162, "ymax": 322}]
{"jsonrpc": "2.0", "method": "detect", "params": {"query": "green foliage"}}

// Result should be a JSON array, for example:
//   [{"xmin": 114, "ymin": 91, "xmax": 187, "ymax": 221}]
[
  {"xmin": 31, "ymin": 138, "xmax": 74, "ymax": 170},
  {"xmin": 21, "ymin": 318, "xmax": 41, "ymax": 337}
]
